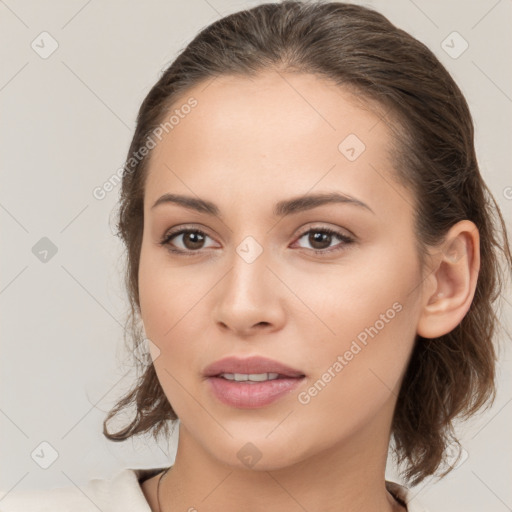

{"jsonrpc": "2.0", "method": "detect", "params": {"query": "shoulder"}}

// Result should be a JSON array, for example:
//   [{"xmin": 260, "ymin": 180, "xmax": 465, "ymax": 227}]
[
  {"xmin": 386, "ymin": 480, "xmax": 431, "ymax": 512},
  {"xmin": 0, "ymin": 468, "xmax": 163, "ymax": 512}
]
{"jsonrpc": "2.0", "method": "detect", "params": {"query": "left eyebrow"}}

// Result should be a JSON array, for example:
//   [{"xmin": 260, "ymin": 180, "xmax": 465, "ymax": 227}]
[
  {"xmin": 150, "ymin": 191, "xmax": 375, "ymax": 217},
  {"xmin": 274, "ymin": 191, "xmax": 375, "ymax": 216}
]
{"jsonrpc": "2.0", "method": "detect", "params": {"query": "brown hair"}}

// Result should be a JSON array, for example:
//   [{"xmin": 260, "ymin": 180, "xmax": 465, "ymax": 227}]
[{"xmin": 103, "ymin": 0, "xmax": 512, "ymax": 486}]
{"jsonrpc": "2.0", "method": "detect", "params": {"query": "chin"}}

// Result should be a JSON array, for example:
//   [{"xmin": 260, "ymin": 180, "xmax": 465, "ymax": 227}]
[{"xmin": 202, "ymin": 432, "xmax": 311, "ymax": 472}]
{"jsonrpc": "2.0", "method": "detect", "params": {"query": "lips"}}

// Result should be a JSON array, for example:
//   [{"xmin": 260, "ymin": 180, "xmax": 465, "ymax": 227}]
[
  {"xmin": 203, "ymin": 355, "xmax": 305, "ymax": 379},
  {"xmin": 203, "ymin": 355, "xmax": 306, "ymax": 408}
]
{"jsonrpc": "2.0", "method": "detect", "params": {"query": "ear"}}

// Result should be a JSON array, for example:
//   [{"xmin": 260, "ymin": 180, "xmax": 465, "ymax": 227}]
[{"xmin": 416, "ymin": 220, "xmax": 480, "ymax": 339}]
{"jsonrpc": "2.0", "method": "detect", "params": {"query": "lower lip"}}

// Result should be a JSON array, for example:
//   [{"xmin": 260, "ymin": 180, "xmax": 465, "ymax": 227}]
[{"xmin": 207, "ymin": 376, "xmax": 304, "ymax": 408}]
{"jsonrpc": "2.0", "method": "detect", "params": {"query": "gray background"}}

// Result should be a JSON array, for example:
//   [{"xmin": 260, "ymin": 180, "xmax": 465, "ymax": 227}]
[{"xmin": 1, "ymin": 1, "xmax": 511, "ymax": 510}]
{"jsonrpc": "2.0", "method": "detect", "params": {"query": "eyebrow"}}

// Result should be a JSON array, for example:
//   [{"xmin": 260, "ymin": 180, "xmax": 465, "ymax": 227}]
[{"xmin": 151, "ymin": 191, "xmax": 375, "ymax": 217}]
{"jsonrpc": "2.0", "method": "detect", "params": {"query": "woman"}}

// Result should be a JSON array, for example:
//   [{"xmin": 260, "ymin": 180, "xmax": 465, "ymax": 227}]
[{"xmin": 2, "ymin": 1, "xmax": 510, "ymax": 511}]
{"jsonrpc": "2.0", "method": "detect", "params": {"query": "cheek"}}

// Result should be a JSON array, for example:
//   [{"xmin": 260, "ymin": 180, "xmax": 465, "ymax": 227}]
[
  {"xmin": 138, "ymin": 245, "xmax": 206, "ymax": 340},
  {"xmin": 288, "ymin": 247, "xmax": 419, "ymax": 343},
  {"xmin": 292, "ymin": 245, "xmax": 420, "ymax": 399},
  {"xmin": 138, "ymin": 246, "xmax": 213, "ymax": 386},
  {"xmin": 139, "ymin": 252, "xmax": 205, "ymax": 418},
  {"xmin": 293, "ymin": 301, "xmax": 416, "ymax": 449}
]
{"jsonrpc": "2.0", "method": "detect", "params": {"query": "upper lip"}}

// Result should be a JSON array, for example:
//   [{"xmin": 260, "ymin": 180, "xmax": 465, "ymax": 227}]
[{"xmin": 203, "ymin": 355, "xmax": 305, "ymax": 378}]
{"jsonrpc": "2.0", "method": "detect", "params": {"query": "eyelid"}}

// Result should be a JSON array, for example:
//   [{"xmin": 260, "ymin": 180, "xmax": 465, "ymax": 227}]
[{"xmin": 294, "ymin": 222, "xmax": 355, "ymax": 240}]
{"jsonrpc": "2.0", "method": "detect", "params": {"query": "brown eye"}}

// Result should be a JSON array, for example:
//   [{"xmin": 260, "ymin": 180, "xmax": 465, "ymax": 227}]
[
  {"xmin": 160, "ymin": 228, "xmax": 216, "ymax": 254},
  {"xmin": 181, "ymin": 231, "xmax": 206, "ymax": 250},
  {"xmin": 294, "ymin": 227, "xmax": 354, "ymax": 254},
  {"xmin": 308, "ymin": 231, "xmax": 333, "ymax": 250}
]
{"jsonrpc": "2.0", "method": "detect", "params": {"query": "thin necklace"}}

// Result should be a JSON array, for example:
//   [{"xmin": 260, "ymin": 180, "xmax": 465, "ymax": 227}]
[{"xmin": 156, "ymin": 467, "xmax": 172, "ymax": 512}]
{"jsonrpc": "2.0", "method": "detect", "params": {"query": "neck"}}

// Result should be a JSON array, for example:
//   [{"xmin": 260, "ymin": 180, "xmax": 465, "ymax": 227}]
[{"xmin": 159, "ymin": 412, "xmax": 405, "ymax": 512}]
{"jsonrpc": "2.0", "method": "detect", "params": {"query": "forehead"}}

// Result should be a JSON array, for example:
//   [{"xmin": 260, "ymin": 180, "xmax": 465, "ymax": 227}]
[{"xmin": 144, "ymin": 71, "xmax": 413, "ymax": 220}]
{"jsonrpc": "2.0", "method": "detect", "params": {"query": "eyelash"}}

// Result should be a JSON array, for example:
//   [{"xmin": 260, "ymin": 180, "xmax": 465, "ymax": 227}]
[{"xmin": 159, "ymin": 226, "xmax": 354, "ymax": 256}]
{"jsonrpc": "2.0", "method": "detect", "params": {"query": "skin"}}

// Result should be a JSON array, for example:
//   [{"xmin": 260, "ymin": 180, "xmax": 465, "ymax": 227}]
[{"xmin": 137, "ymin": 70, "xmax": 480, "ymax": 512}]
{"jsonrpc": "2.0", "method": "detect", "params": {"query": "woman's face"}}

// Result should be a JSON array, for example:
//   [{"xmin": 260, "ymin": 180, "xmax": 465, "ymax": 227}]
[{"xmin": 139, "ymin": 71, "xmax": 427, "ymax": 469}]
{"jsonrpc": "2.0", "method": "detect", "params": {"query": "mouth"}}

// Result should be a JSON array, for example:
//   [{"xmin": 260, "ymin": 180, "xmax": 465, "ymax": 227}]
[{"xmin": 203, "ymin": 355, "xmax": 306, "ymax": 408}]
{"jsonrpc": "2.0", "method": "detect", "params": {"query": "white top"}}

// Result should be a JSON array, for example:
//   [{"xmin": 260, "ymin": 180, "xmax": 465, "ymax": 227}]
[{"xmin": 0, "ymin": 468, "xmax": 430, "ymax": 511}]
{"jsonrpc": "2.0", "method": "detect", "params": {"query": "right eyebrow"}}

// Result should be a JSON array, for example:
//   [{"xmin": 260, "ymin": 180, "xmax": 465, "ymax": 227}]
[{"xmin": 151, "ymin": 193, "xmax": 219, "ymax": 215}]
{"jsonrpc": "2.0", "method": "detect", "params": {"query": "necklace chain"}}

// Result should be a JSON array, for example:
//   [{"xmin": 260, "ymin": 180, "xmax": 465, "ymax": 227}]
[{"xmin": 156, "ymin": 467, "xmax": 172, "ymax": 512}]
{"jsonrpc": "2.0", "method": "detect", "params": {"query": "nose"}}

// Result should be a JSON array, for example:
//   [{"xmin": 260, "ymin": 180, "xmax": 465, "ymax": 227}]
[{"xmin": 213, "ymin": 246, "xmax": 286, "ymax": 337}]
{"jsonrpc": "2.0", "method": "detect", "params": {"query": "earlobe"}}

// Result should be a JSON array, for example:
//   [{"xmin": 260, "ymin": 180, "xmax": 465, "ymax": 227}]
[{"xmin": 416, "ymin": 220, "xmax": 480, "ymax": 339}]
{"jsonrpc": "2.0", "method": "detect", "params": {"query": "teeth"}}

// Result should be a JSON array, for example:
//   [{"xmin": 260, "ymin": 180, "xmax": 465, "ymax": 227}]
[{"xmin": 220, "ymin": 372, "xmax": 280, "ymax": 382}]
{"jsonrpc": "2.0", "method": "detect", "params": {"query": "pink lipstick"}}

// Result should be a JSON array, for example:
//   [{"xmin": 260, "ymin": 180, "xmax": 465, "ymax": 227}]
[{"xmin": 203, "ymin": 355, "xmax": 305, "ymax": 408}]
